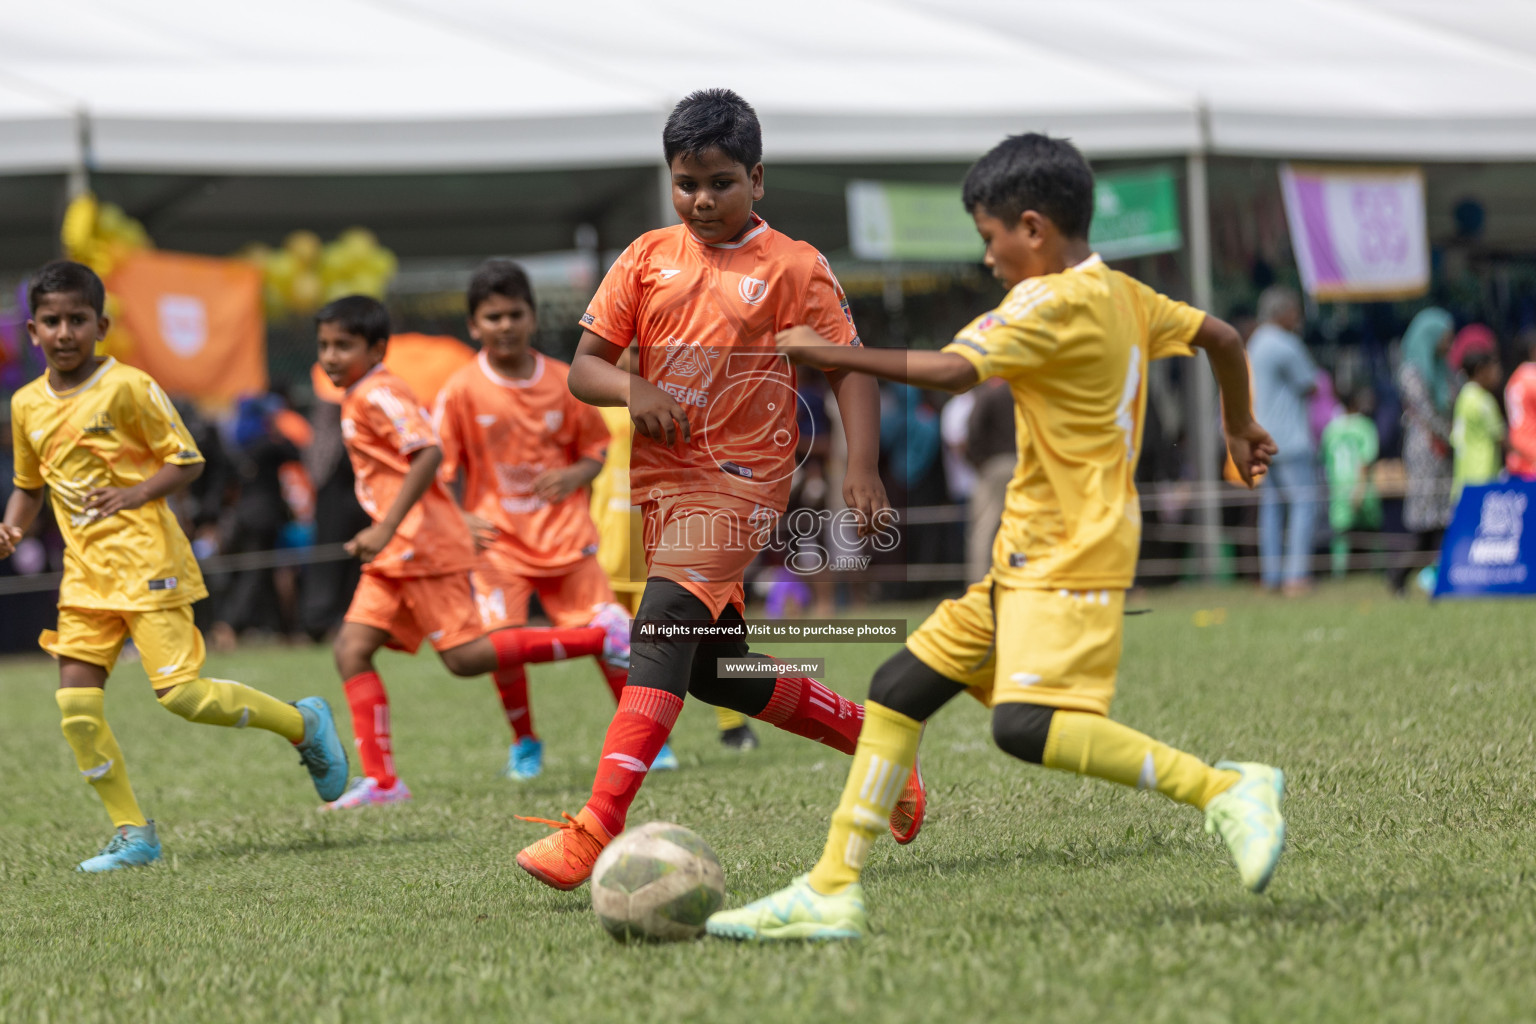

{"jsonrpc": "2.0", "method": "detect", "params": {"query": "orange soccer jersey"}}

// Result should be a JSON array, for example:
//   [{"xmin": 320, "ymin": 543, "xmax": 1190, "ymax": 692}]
[
  {"xmin": 340, "ymin": 365, "xmax": 477, "ymax": 579},
  {"xmin": 434, "ymin": 351, "xmax": 609, "ymax": 576},
  {"xmin": 580, "ymin": 215, "xmax": 859, "ymax": 515}
]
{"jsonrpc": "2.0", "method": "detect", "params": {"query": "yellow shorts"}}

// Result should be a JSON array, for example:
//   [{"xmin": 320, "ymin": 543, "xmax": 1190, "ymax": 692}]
[
  {"xmin": 905, "ymin": 577, "xmax": 1124, "ymax": 715},
  {"xmin": 40, "ymin": 604, "xmax": 206, "ymax": 688}
]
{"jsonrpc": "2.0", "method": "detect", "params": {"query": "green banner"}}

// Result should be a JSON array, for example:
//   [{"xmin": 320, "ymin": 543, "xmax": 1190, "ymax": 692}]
[
  {"xmin": 846, "ymin": 168, "xmax": 1182, "ymax": 262},
  {"xmin": 1089, "ymin": 167, "xmax": 1182, "ymax": 259}
]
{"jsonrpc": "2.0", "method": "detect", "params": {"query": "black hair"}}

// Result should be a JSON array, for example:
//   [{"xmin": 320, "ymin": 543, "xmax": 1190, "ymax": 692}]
[
  {"xmin": 663, "ymin": 88, "xmax": 762, "ymax": 170},
  {"xmin": 28, "ymin": 260, "xmax": 105, "ymax": 316},
  {"xmin": 1462, "ymin": 348, "xmax": 1498, "ymax": 378},
  {"xmin": 962, "ymin": 133, "xmax": 1095, "ymax": 239},
  {"xmin": 315, "ymin": 294, "xmax": 390, "ymax": 346},
  {"xmin": 467, "ymin": 258, "xmax": 536, "ymax": 316}
]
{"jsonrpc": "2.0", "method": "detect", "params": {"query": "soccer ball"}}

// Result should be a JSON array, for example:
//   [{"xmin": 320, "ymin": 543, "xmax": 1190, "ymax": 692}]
[{"xmin": 591, "ymin": 821, "xmax": 725, "ymax": 942}]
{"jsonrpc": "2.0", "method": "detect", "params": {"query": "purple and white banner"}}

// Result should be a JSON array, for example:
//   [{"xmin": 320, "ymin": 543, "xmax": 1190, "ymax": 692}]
[{"xmin": 1279, "ymin": 164, "xmax": 1429, "ymax": 302}]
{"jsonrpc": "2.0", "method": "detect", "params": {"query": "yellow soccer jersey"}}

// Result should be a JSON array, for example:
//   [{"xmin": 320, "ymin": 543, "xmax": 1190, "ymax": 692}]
[
  {"xmin": 943, "ymin": 255, "xmax": 1204, "ymax": 589},
  {"xmin": 590, "ymin": 405, "xmax": 644, "ymax": 594},
  {"xmin": 10, "ymin": 357, "xmax": 208, "ymax": 610}
]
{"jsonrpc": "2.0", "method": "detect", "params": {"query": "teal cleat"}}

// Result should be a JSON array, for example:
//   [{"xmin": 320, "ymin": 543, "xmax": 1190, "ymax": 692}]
[
  {"xmin": 1204, "ymin": 760, "xmax": 1286, "ymax": 893},
  {"xmin": 706, "ymin": 874, "xmax": 867, "ymax": 941},
  {"xmin": 504, "ymin": 737, "xmax": 544, "ymax": 781},
  {"xmin": 78, "ymin": 821, "xmax": 162, "ymax": 873},
  {"xmin": 294, "ymin": 697, "xmax": 349, "ymax": 802},
  {"xmin": 650, "ymin": 742, "xmax": 679, "ymax": 772}
]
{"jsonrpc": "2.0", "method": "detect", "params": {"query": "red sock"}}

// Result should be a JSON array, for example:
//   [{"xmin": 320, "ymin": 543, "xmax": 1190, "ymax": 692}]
[
  {"xmin": 343, "ymin": 671, "xmax": 397, "ymax": 789},
  {"xmin": 584, "ymin": 686, "xmax": 683, "ymax": 836},
  {"xmin": 491, "ymin": 627, "xmax": 605, "ymax": 666},
  {"xmin": 493, "ymin": 666, "xmax": 536, "ymax": 741},
  {"xmin": 596, "ymin": 659, "xmax": 627, "ymax": 704},
  {"xmin": 753, "ymin": 675, "xmax": 864, "ymax": 754}
]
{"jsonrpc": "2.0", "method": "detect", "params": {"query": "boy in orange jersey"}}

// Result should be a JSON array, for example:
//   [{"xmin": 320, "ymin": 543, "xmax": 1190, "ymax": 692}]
[
  {"xmin": 515, "ymin": 89, "xmax": 924, "ymax": 890},
  {"xmin": 318, "ymin": 295, "xmax": 630, "ymax": 809},
  {"xmin": 590, "ymin": 340, "xmax": 760, "ymax": 752},
  {"xmin": 434, "ymin": 260, "xmax": 673, "ymax": 781}
]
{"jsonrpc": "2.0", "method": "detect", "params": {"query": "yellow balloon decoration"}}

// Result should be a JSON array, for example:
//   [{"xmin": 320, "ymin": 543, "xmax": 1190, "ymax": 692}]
[
  {"xmin": 59, "ymin": 193, "xmax": 154, "ymax": 358},
  {"xmin": 239, "ymin": 227, "xmax": 399, "ymax": 318}
]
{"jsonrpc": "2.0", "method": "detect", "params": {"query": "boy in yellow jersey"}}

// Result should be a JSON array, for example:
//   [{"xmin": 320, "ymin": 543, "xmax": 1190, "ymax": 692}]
[
  {"xmin": 0, "ymin": 261, "xmax": 350, "ymax": 872},
  {"xmin": 709, "ymin": 134, "xmax": 1285, "ymax": 940},
  {"xmin": 588, "ymin": 342, "xmax": 759, "ymax": 751}
]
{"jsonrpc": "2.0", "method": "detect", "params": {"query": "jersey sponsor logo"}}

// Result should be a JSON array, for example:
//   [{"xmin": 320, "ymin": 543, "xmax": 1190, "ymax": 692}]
[
  {"xmin": 738, "ymin": 276, "xmax": 769, "ymax": 305},
  {"xmin": 475, "ymin": 415, "xmax": 497, "ymax": 427},
  {"xmin": 158, "ymin": 294, "xmax": 209, "ymax": 358},
  {"xmin": 975, "ymin": 313, "xmax": 1006, "ymax": 333},
  {"xmin": 1008, "ymin": 552, "xmax": 1027, "ymax": 568},
  {"xmin": 581, "ymin": 542, "xmax": 599, "ymax": 557},
  {"xmin": 659, "ymin": 380, "xmax": 709, "ymax": 408},
  {"xmin": 719, "ymin": 461, "xmax": 754, "ymax": 480},
  {"xmin": 663, "ymin": 339, "xmax": 709, "ymax": 377},
  {"xmin": 659, "ymin": 269, "xmax": 681, "ymax": 280},
  {"xmin": 544, "ymin": 410, "xmax": 564, "ymax": 433},
  {"xmin": 1009, "ymin": 672, "xmax": 1042, "ymax": 687},
  {"xmin": 174, "ymin": 450, "xmax": 199, "ymax": 461},
  {"xmin": 580, "ymin": 312, "xmax": 596, "ymax": 327},
  {"xmin": 83, "ymin": 412, "xmax": 115, "ymax": 435},
  {"xmin": 147, "ymin": 576, "xmax": 179, "ymax": 591}
]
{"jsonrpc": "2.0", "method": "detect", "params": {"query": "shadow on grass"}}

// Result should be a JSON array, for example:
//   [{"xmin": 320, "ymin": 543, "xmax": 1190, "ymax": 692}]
[{"xmin": 203, "ymin": 830, "xmax": 450, "ymax": 859}]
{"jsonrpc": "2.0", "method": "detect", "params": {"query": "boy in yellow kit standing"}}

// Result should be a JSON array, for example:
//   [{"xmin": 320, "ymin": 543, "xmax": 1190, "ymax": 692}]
[
  {"xmin": 1, "ymin": 261, "xmax": 349, "ymax": 872},
  {"xmin": 710, "ymin": 134, "xmax": 1286, "ymax": 940}
]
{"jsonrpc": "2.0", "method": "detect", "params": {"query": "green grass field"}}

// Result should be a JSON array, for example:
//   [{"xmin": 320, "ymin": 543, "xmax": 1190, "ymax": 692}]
[{"xmin": 2, "ymin": 581, "xmax": 1533, "ymax": 1023}]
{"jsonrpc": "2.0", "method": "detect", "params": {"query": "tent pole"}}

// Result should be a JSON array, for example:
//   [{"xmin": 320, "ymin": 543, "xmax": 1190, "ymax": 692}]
[
  {"xmin": 1185, "ymin": 141, "xmax": 1222, "ymax": 582},
  {"xmin": 66, "ymin": 109, "xmax": 91, "ymax": 199}
]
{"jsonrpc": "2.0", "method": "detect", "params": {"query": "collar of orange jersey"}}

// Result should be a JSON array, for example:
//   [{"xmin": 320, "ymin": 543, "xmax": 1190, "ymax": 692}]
[
  {"xmin": 478, "ymin": 349, "xmax": 545, "ymax": 389},
  {"xmin": 343, "ymin": 361, "xmax": 387, "ymax": 396},
  {"xmin": 692, "ymin": 212, "xmax": 769, "ymax": 251}
]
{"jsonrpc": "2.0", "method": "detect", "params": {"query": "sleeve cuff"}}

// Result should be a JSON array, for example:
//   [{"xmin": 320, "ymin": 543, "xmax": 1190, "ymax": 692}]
[{"xmin": 942, "ymin": 340, "xmax": 989, "ymax": 377}]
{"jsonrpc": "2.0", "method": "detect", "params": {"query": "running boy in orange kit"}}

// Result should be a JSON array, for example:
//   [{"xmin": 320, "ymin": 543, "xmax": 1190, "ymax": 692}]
[
  {"xmin": 515, "ymin": 89, "xmax": 925, "ymax": 890},
  {"xmin": 318, "ymin": 295, "xmax": 630, "ymax": 809},
  {"xmin": 434, "ymin": 259, "xmax": 668, "ymax": 782}
]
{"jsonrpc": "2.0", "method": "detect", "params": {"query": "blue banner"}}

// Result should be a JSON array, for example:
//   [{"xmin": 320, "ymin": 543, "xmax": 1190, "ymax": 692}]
[{"xmin": 1434, "ymin": 477, "xmax": 1536, "ymax": 598}]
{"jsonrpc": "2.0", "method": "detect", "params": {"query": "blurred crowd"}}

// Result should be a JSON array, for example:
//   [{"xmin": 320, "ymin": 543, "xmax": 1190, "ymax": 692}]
[{"xmin": 3, "ymin": 299, "xmax": 1535, "ymax": 652}]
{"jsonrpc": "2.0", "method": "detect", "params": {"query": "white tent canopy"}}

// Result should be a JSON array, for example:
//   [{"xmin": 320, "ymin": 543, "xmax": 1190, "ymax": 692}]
[
  {"xmin": 4, "ymin": 0, "xmax": 1535, "ymax": 174},
  {"xmin": 0, "ymin": 0, "xmax": 1196, "ymax": 174},
  {"xmin": 920, "ymin": 0, "xmax": 1536, "ymax": 160}
]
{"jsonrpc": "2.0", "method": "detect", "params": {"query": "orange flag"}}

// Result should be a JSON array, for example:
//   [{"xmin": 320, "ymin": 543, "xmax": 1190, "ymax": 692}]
[{"xmin": 107, "ymin": 251, "xmax": 266, "ymax": 403}]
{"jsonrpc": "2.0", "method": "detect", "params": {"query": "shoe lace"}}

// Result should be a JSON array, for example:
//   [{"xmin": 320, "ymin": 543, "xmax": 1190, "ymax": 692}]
[
  {"xmin": 295, "ymin": 735, "xmax": 329, "ymax": 774},
  {"xmin": 516, "ymin": 812, "xmax": 604, "ymax": 864},
  {"xmin": 99, "ymin": 831, "xmax": 132, "ymax": 855}
]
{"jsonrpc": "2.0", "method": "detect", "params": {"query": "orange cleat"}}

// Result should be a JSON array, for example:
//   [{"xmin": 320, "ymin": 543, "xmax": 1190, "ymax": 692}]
[
  {"xmin": 515, "ymin": 808, "xmax": 614, "ymax": 890},
  {"xmin": 889, "ymin": 757, "xmax": 926, "ymax": 845}
]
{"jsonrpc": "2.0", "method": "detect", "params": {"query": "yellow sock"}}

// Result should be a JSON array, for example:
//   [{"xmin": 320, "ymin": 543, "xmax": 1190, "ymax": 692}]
[
  {"xmin": 156, "ymin": 677, "xmax": 305, "ymax": 742},
  {"xmin": 1042, "ymin": 710, "xmax": 1239, "ymax": 810},
  {"xmin": 715, "ymin": 706, "xmax": 748, "ymax": 731},
  {"xmin": 807, "ymin": 700, "xmax": 922, "ymax": 895},
  {"xmin": 57, "ymin": 688, "xmax": 147, "ymax": 828}
]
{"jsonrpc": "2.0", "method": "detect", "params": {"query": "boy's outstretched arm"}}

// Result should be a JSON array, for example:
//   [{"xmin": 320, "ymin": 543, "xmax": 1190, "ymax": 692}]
[
  {"xmin": 569, "ymin": 330, "xmax": 691, "ymax": 447},
  {"xmin": 347, "ymin": 445, "xmax": 443, "ymax": 563},
  {"xmin": 1190, "ymin": 314, "xmax": 1278, "ymax": 488},
  {"xmin": 776, "ymin": 327, "xmax": 980, "ymax": 393},
  {"xmin": 0, "ymin": 487, "xmax": 45, "ymax": 559},
  {"xmin": 824, "ymin": 368, "xmax": 891, "ymax": 535}
]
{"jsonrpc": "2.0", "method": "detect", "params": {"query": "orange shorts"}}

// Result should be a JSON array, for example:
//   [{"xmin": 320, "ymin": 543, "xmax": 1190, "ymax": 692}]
[
  {"xmin": 345, "ymin": 571, "xmax": 485, "ymax": 654},
  {"xmin": 641, "ymin": 493, "xmax": 779, "ymax": 620},
  {"xmin": 471, "ymin": 554, "xmax": 616, "ymax": 632}
]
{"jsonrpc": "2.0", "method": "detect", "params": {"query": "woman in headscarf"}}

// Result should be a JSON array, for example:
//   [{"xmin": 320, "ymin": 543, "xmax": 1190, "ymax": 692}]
[{"xmin": 1389, "ymin": 308, "xmax": 1455, "ymax": 595}]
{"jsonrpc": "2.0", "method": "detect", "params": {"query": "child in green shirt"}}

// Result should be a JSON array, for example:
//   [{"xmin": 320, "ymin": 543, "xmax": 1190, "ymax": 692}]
[
  {"xmin": 1320, "ymin": 388, "xmax": 1381, "ymax": 577},
  {"xmin": 1451, "ymin": 351, "xmax": 1506, "ymax": 502}
]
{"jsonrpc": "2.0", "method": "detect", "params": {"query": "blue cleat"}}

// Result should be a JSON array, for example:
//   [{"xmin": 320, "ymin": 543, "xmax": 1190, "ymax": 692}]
[
  {"xmin": 650, "ymin": 742, "xmax": 679, "ymax": 771},
  {"xmin": 294, "ymin": 697, "xmax": 349, "ymax": 802},
  {"xmin": 504, "ymin": 737, "xmax": 544, "ymax": 781},
  {"xmin": 78, "ymin": 821, "xmax": 162, "ymax": 873}
]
